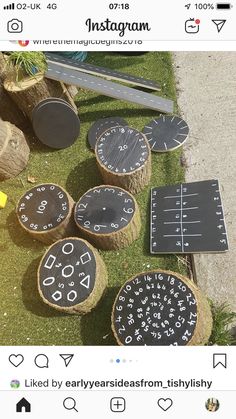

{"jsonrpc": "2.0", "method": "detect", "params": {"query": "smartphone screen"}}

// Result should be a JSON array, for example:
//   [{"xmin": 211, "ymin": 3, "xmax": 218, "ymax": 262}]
[{"xmin": 0, "ymin": 1, "xmax": 235, "ymax": 417}]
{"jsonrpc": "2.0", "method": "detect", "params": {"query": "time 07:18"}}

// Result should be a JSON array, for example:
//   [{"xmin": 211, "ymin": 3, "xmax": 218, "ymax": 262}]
[{"xmin": 109, "ymin": 3, "xmax": 130, "ymax": 10}]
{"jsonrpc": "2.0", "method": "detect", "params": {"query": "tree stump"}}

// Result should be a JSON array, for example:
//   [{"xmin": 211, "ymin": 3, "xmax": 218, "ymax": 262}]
[
  {"xmin": 16, "ymin": 183, "xmax": 76, "ymax": 244},
  {"xmin": 112, "ymin": 270, "xmax": 212, "ymax": 346},
  {"xmin": 0, "ymin": 119, "xmax": 30, "ymax": 180},
  {"xmin": 37, "ymin": 237, "xmax": 108, "ymax": 314},
  {"xmin": 4, "ymin": 74, "xmax": 76, "ymax": 120},
  {"xmin": 95, "ymin": 126, "xmax": 151, "ymax": 194},
  {"xmin": 0, "ymin": 54, "xmax": 27, "ymax": 130},
  {"xmin": 74, "ymin": 185, "xmax": 141, "ymax": 250}
]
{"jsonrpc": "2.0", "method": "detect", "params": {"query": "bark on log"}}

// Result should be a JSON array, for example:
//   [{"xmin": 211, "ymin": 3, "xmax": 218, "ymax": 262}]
[
  {"xmin": 16, "ymin": 183, "xmax": 77, "ymax": 244},
  {"xmin": 0, "ymin": 84, "xmax": 27, "ymax": 129},
  {"xmin": 0, "ymin": 54, "xmax": 27, "ymax": 129},
  {"xmin": 4, "ymin": 74, "xmax": 77, "ymax": 120},
  {"xmin": 112, "ymin": 270, "xmax": 213, "ymax": 346},
  {"xmin": 74, "ymin": 185, "xmax": 141, "ymax": 250},
  {"xmin": 0, "ymin": 119, "xmax": 30, "ymax": 180},
  {"xmin": 37, "ymin": 237, "xmax": 108, "ymax": 314}
]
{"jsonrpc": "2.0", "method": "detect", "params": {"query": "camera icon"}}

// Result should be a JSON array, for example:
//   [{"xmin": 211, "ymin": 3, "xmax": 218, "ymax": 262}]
[{"xmin": 7, "ymin": 19, "xmax": 23, "ymax": 33}]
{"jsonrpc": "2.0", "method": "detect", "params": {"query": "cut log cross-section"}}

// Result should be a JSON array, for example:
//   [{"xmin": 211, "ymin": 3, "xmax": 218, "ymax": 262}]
[
  {"xmin": 0, "ymin": 119, "xmax": 30, "ymax": 180},
  {"xmin": 16, "ymin": 183, "xmax": 76, "ymax": 244},
  {"xmin": 95, "ymin": 126, "xmax": 152, "ymax": 194},
  {"xmin": 37, "ymin": 237, "xmax": 108, "ymax": 314},
  {"xmin": 74, "ymin": 185, "xmax": 141, "ymax": 250},
  {"xmin": 112, "ymin": 270, "xmax": 213, "ymax": 346},
  {"xmin": 4, "ymin": 74, "xmax": 76, "ymax": 120}
]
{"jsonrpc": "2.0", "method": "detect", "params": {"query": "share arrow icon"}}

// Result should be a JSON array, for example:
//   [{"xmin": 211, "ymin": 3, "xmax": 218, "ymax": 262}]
[
  {"xmin": 212, "ymin": 19, "xmax": 226, "ymax": 33},
  {"xmin": 59, "ymin": 354, "xmax": 74, "ymax": 367}
]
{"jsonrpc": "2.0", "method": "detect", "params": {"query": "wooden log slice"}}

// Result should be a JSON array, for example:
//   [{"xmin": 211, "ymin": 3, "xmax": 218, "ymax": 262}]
[
  {"xmin": 37, "ymin": 237, "xmax": 108, "ymax": 314},
  {"xmin": 0, "ymin": 120, "xmax": 30, "ymax": 180},
  {"xmin": 16, "ymin": 183, "xmax": 76, "ymax": 244},
  {"xmin": 95, "ymin": 126, "xmax": 151, "ymax": 194},
  {"xmin": 4, "ymin": 74, "xmax": 76, "ymax": 120},
  {"xmin": 112, "ymin": 270, "xmax": 212, "ymax": 346},
  {"xmin": 32, "ymin": 98, "xmax": 80, "ymax": 149},
  {"xmin": 88, "ymin": 117, "xmax": 127, "ymax": 151},
  {"xmin": 143, "ymin": 115, "xmax": 189, "ymax": 153},
  {"xmin": 74, "ymin": 185, "xmax": 141, "ymax": 250}
]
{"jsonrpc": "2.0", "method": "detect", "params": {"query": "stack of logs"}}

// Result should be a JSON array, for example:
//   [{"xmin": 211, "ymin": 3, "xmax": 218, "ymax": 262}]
[{"xmin": 0, "ymin": 52, "xmax": 77, "ymax": 180}]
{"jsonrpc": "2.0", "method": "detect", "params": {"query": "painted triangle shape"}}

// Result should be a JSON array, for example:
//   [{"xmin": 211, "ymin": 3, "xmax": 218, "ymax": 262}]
[{"xmin": 80, "ymin": 275, "xmax": 90, "ymax": 289}]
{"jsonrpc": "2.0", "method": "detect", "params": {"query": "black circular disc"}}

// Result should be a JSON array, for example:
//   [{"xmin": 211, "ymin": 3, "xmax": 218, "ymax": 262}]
[
  {"xmin": 143, "ymin": 115, "xmax": 189, "ymax": 152},
  {"xmin": 96, "ymin": 126, "xmax": 150, "ymax": 174},
  {"xmin": 38, "ymin": 238, "xmax": 96, "ymax": 308},
  {"xmin": 88, "ymin": 117, "xmax": 127, "ymax": 150},
  {"xmin": 112, "ymin": 271, "xmax": 198, "ymax": 346},
  {"xmin": 32, "ymin": 99, "xmax": 80, "ymax": 149},
  {"xmin": 17, "ymin": 184, "xmax": 70, "ymax": 232},
  {"xmin": 75, "ymin": 186, "xmax": 135, "ymax": 235},
  {"xmin": 32, "ymin": 97, "xmax": 75, "ymax": 119}
]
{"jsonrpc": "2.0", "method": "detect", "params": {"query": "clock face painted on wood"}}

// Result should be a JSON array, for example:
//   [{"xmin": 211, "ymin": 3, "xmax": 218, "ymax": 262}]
[
  {"xmin": 17, "ymin": 184, "xmax": 70, "ymax": 232},
  {"xmin": 38, "ymin": 238, "xmax": 96, "ymax": 308},
  {"xmin": 88, "ymin": 117, "xmax": 127, "ymax": 150},
  {"xmin": 143, "ymin": 115, "xmax": 189, "ymax": 152},
  {"xmin": 75, "ymin": 186, "xmax": 135, "ymax": 235},
  {"xmin": 96, "ymin": 126, "xmax": 150, "ymax": 174},
  {"xmin": 112, "ymin": 271, "xmax": 198, "ymax": 346}
]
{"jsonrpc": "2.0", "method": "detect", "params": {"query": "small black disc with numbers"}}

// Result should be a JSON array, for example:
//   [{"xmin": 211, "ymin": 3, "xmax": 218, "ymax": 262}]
[
  {"xmin": 38, "ymin": 238, "xmax": 96, "ymax": 308},
  {"xmin": 88, "ymin": 117, "xmax": 127, "ymax": 150},
  {"xmin": 74, "ymin": 186, "xmax": 136, "ymax": 235},
  {"xmin": 17, "ymin": 184, "xmax": 70, "ymax": 232},
  {"xmin": 96, "ymin": 126, "xmax": 150, "ymax": 174},
  {"xmin": 143, "ymin": 115, "xmax": 189, "ymax": 152},
  {"xmin": 112, "ymin": 271, "xmax": 198, "ymax": 346}
]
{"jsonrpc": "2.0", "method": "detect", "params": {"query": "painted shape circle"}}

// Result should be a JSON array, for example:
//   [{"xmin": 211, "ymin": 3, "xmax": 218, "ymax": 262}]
[
  {"xmin": 38, "ymin": 238, "xmax": 96, "ymax": 308},
  {"xmin": 17, "ymin": 184, "xmax": 70, "ymax": 232},
  {"xmin": 96, "ymin": 126, "xmax": 150, "ymax": 174},
  {"xmin": 143, "ymin": 115, "xmax": 189, "ymax": 152},
  {"xmin": 75, "ymin": 186, "xmax": 136, "ymax": 235},
  {"xmin": 112, "ymin": 271, "xmax": 198, "ymax": 346},
  {"xmin": 88, "ymin": 117, "xmax": 127, "ymax": 150},
  {"xmin": 32, "ymin": 99, "xmax": 80, "ymax": 149}
]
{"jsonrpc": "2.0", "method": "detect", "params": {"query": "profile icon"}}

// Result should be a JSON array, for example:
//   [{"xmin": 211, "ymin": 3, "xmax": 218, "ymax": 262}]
[{"xmin": 205, "ymin": 398, "xmax": 220, "ymax": 412}]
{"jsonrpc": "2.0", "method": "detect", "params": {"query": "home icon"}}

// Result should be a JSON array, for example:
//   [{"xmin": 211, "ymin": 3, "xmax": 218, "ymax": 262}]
[{"xmin": 16, "ymin": 397, "xmax": 31, "ymax": 413}]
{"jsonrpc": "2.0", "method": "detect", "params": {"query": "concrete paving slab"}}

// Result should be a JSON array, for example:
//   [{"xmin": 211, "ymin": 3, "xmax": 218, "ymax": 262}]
[{"xmin": 173, "ymin": 52, "xmax": 236, "ymax": 320}]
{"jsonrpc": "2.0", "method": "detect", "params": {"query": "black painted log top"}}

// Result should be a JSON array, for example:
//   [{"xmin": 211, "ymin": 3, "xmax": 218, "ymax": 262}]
[
  {"xmin": 88, "ymin": 117, "xmax": 127, "ymax": 150},
  {"xmin": 143, "ymin": 115, "xmax": 189, "ymax": 152},
  {"xmin": 38, "ymin": 238, "xmax": 96, "ymax": 307},
  {"xmin": 113, "ymin": 271, "xmax": 198, "ymax": 346},
  {"xmin": 75, "ymin": 186, "xmax": 135, "ymax": 235},
  {"xmin": 32, "ymin": 98, "xmax": 80, "ymax": 149},
  {"xmin": 96, "ymin": 126, "xmax": 150, "ymax": 174},
  {"xmin": 17, "ymin": 184, "xmax": 70, "ymax": 232}
]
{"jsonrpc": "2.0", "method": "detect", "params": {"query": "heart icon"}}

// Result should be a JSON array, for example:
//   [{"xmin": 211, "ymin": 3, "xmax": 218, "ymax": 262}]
[
  {"xmin": 9, "ymin": 354, "xmax": 24, "ymax": 367},
  {"xmin": 157, "ymin": 398, "xmax": 173, "ymax": 411}
]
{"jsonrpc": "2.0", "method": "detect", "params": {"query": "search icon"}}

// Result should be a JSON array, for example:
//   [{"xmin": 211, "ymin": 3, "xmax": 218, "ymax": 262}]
[{"xmin": 63, "ymin": 397, "xmax": 78, "ymax": 413}]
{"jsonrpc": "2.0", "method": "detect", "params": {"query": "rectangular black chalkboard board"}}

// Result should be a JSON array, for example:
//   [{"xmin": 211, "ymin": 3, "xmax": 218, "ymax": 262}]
[{"xmin": 150, "ymin": 180, "xmax": 229, "ymax": 254}]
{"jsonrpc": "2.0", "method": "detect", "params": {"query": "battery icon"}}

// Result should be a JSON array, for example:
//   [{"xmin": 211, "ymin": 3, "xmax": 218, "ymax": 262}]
[{"xmin": 216, "ymin": 3, "xmax": 232, "ymax": 9}]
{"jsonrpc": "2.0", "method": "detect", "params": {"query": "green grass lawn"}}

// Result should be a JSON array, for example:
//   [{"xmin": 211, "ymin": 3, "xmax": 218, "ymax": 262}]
[{"xmin": 0, "ymin": 52, "xmax": 186, "ymax": 345}]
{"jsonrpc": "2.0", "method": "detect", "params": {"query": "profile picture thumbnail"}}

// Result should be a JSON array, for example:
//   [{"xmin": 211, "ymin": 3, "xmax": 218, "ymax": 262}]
[{"xmin": 205, "ymin": 398, "xmax": 220, "ymax": 412}]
